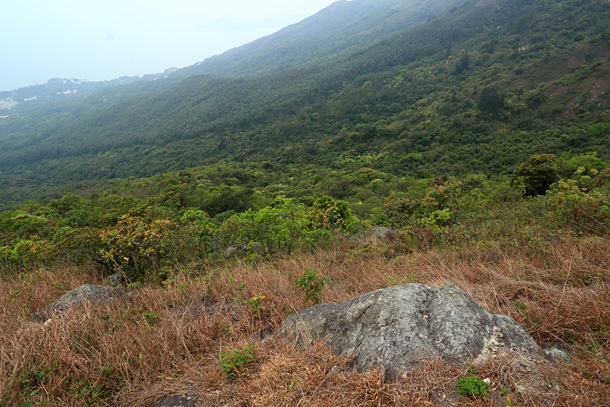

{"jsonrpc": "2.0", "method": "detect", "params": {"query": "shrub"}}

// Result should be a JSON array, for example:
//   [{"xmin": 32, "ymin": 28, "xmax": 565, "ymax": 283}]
[
  {"xmin": 296, "ymin": 268, "xmax": 329, "ymax": 305},
  {"xmin": 0, "ymin": 238, "xmax": 56, "ymax": 274},
  {"xmin": 547, "ymin": 179, "xmax": 610, "ymax": 235},
  {"xmin": 220, "ymin": 344, "xmax": 257, "ymax": 380},
  {"xmin": 96, "ymin": 214, "xmax": 192, "ymax": 282},
  {"xmin": 247, "ymin": 293, "xmax": 268, "ymax": 318},
  {"xmin": 557, "ymin": 153, "xmax": 604, "ymax": 179},
  {"xmin": 511, "ymin": 154, "xmax": 559, "ymax": 196},
  {"xmin": 308, "ymin": 196, "xmax": 356, "ymax": 232},
  {"xmin": 382, "ymin": 178, "xmax": 463, "ymax": 228},
  {"xmin": 180, "ymin": 209, "xmax": 219, "ymax": 256},
  {"xmin": 456, "ymin": 375, "xmax": 489, "ymax": 398},
  {"xmin": 220, "ymin": 199, "xmax": 329, "ymax": 254}
]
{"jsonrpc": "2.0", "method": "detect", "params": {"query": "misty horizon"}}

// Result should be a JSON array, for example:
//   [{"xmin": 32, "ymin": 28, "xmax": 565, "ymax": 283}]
[{"xmin": 0, "ymin": 0, "xmax": 338, "ymax": 92}]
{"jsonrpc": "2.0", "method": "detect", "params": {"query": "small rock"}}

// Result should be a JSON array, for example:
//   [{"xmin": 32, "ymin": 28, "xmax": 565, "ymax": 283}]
[
  {"xmin": 252, "ymin": 326, "xmax": 275, "ymax": 341},
  {"xmin": 30, "ymin": 284, "xmax": 129, "ymax": 323},
  {"xmin": 587, "ymin": 281, "xmax": 610, "ymax": 291},
  {"xmin": 328, "ymin": 365, "xmax": 345, "ymax": 377},
  {"xmin": 107, "ymin": 272, "xmax": 128, "ymax": 287},
  {"xmin": 224, "ymin": 245, "xmax": 245, "ymax": 257},
  {"xmin": 349, "ymin": 227, "xmax": 393, "ymax": 242},
  {"xmin": 153, "ymin": 394, "xmax": 198, "ymax": 407}
]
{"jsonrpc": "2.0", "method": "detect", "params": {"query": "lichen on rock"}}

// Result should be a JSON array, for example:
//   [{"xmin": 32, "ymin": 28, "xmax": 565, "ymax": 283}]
[{"xmin": 280, "ymin": 283, "xmax": 542, "ymax": 379}]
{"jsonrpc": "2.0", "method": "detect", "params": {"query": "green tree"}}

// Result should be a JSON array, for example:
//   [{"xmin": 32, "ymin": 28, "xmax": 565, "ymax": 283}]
[
  {"xmin": 477, "ymin": 86, "xmax": 503, "ymax": 114},
  {"xmin": 511, "ymin": 154, "xmax": 559, "ymax": 196}
]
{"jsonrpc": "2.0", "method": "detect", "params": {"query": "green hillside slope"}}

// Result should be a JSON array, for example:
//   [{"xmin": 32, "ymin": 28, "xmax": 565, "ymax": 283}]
[{"xmin": 0, "ymin": 0, "xmax": 609, "ymax": 209}]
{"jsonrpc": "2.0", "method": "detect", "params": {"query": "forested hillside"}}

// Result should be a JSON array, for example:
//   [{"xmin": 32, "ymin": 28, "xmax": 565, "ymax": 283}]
[
  {"xmin": 1, "ymin": 0, "xmax": 609, "ymax": 210},
  {"xmin": 173, "ymin": 0, "xmax": 469, "ymax": 78}
]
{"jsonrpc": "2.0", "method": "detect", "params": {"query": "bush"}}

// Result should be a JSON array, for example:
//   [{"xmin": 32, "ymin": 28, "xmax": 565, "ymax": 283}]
[
  {"xmin": 510, "ymin": 154, "xmax": 559, "ymax": 196},
  {"xmin": 382, "ymin": 178, "xmax": 463, "ymax": 228},
  {"xmin": 296, "ymin": 268, "xmax": 330, "ymax": 305},
  {"xmin": 96, "ymin": 214, "xmax": 193, "ymax": 282},
  {"xmin": 220, "ymin": 199, "xmax": 330, "ymax": 254},
  {"xmin": 180, "ymin": 209, "xmax": 219, "ymax": 257},
  {"xmin": 0, "ymin": 238, "xmax": 56, "ymax": 274},
  {"xmin": 220, "ymin": 344, "xmax": 257, "ymax": 380},
  {"xmin": 557, "ymin": 153, "xmax": 604, "ymax": 179},
  {"xmin": 456, "ymin": 375, "xmax": 489, "ymax": 398},
  {"xmin": 308, "ymin": 196, "xmax": 356, "ymax": 233},
  {"xmin": 547, "ymin": 179, "xmax": 610, "ymax": 235}
]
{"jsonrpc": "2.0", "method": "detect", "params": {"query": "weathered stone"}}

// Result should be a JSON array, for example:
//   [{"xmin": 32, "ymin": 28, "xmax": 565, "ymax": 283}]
[
  {"xmin": 348, "ymin": 227, "xmax": 393, "ymax": 242},
  {"xmin": 224, "ymin": 245, "xmax": 245, "ymax": 257},
  {"xmin": 252, "ymin": 326, "xmax": 275, "ymax": 341},
  {"xmin": 587, "ymin": 280, "xmax": 610, "ymax": 291},
  {"xmin": 106, "ymin": 272, "xmax": 128, "ymax": 287},
  {"xmin": 280, "ymin": 283, "xmax": 541, "ymax": 379},
  {"xmin": 153, "ymin": 394, "xmax": 198, "ymax": 407},
  {"xmin": 224, "ymin": 243, "xmax": 267, "ymax": 257},
  {"xmin": 542, "ymin": 344, "xmax": 571, "ymax": 363},
  {"xmin": 31, "ymin": 284, "xmax": 129, "ymax": 323}
]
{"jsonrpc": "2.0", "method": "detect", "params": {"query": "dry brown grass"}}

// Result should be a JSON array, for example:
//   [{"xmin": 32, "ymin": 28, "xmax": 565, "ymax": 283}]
[{"xmin": 1, "ymin": 234, "xmax": 610, "ymax": 406}]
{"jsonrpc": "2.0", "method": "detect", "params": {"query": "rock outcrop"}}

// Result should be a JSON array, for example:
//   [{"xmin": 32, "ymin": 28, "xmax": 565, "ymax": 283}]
[
  {"xmin": 348, "ymin": 226, "xmax": 393, "ymax": 242},
  {"xmin": 106, "ymin": 272, "xmax": 128, "ymax": 287},
  {"xmin": 281, "ymin": 283, "xmax": 541, "ymax": 379},
  {"xmin": 31, "ymin": 284, "xmax": 129, "ymax": 323},
  {"xmin": 153, "ymin": 394, "xmax": 198, "ymax": 407}
]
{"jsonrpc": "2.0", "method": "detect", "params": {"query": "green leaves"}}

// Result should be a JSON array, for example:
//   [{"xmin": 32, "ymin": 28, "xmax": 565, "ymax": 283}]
[
  {"xmin": 220, "ymin": 199, "xmax": 331, "ymax": 255},
  {"xmin": 456, "ymin": 374, "xmax": 489, "ymax": 398},
  {"xmin": 510, "ymin": 154, "xmax": 559, "ymax": 196},
  {"xmin": 296, "ymin": 268, "xmax": 330, "ymax": 306},
  {"xmin": 220, "ymin": 344, "xmax": 257, "ymax": 380}
]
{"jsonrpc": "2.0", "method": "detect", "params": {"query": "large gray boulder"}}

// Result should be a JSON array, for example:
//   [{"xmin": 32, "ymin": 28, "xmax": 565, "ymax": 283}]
[
  {"xmin": 281, "ymin": 283, "xmax": 541, "ymax": 379},
  {"xmin": 31, "ymin": 284, "xmax": 129, "ymax": 323}
]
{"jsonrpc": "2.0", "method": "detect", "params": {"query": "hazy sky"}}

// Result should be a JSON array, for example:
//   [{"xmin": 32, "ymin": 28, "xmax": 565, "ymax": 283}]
[{"xmin": 0, "ymin": 0, "xmax": 338, "ymax": 91}]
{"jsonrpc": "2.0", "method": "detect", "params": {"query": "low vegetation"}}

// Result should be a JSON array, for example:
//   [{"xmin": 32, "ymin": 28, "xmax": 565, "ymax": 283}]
[{"xmin": 0, "ymin": 153, "xmax": 609, "ymax": 405}]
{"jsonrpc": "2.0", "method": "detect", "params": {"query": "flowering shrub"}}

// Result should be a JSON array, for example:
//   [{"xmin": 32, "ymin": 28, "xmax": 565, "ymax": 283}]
[
  {"xmin": 96, "ymin": 214, "xmax": 190, "ymax": 281},
  {"xmin": 0, "ymin": 238, "xmax": 56, "ymax": 272},
  {"xmin": 308, "ymin": 196, "xmax": 356, "ymax": 232},
  {"xmin": 547, "ymin": 178, "xmax": 610, "ymax": 235},
  {"xmin": 383, "ymin": 178, "xmax": 463, "ymax": 228}
]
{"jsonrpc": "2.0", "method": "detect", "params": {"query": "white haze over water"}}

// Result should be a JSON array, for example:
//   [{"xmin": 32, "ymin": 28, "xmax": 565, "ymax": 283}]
[{"xmin": 0, "ymin": 0, "xmax": 338, "ymax": 91}]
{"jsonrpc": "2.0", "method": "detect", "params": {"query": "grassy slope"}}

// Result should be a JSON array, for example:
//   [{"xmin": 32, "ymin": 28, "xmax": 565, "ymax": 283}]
[{"xmin": 1, "ymin": 232, "xmax": 609, "ymax": 406}]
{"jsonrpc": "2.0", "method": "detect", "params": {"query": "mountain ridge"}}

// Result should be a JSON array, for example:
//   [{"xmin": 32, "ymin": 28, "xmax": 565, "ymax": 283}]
[{"xmin": 172, "ymin": 0, "xmax": 469, "ymax": 79}]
